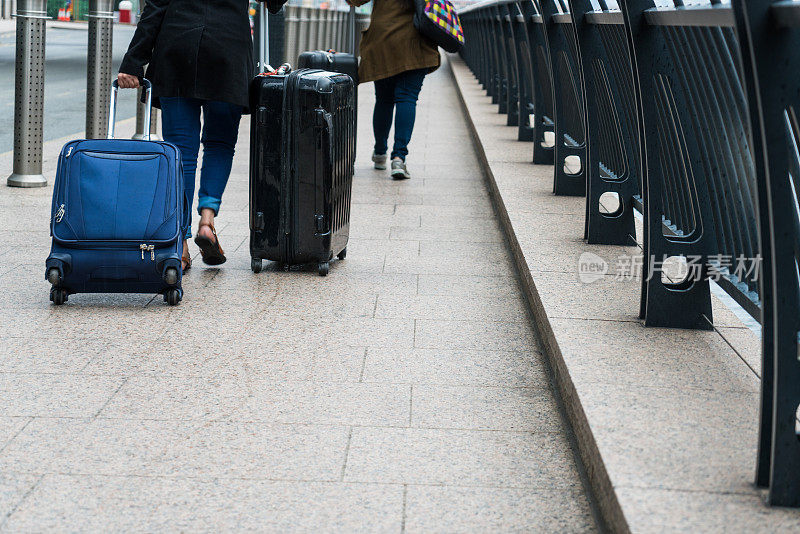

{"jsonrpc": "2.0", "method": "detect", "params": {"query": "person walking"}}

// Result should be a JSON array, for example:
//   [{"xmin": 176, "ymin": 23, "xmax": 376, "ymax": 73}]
[
  {"xmin": 349, "ymin": 0, "xmax": 440, "ymax": 180},
  {"xmin": 117, "ymin": 0, "xmax": 282, "ymax": 270}
]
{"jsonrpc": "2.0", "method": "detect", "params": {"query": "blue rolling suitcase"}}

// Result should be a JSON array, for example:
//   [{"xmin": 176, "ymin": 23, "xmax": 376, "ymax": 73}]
[{"xmin": 45, "ymin": 80, "xmax": 187, "ymax": 306}]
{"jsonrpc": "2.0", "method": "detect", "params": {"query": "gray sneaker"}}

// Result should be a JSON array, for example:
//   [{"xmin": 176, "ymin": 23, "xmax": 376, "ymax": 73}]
[
  {"xmin": 372, "ymin": 152, "xmax": 387, "ymax": 170},
  {"xmin": 391, "ymin": 158, "xmax": 411, "ymax": 180}
]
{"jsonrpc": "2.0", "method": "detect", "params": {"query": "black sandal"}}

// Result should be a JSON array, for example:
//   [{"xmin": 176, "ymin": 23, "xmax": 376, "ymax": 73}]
[{"xmin": 194, "ymin": 224, "xmax": 226, "ymax": 265}]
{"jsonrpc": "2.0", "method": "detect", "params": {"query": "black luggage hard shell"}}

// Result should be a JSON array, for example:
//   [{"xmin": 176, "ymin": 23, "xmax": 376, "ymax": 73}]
[
  {"xmin": 297, "ymin": 6, "xmax": 360, "ymax": 141},
  {"xmin": 297, "ymin": 50, "xmax": 359, "ymax": 146},
  {"xmin": 248, "ymin": 69, "xmax": 356, "ymax": 276},
  {"xmin": 296, "ymin": 5, "xmax": 360, "ymax": 84},
  {"xmin": 297, "ymin": 50, "xmax": 358, "ymax": 86}
]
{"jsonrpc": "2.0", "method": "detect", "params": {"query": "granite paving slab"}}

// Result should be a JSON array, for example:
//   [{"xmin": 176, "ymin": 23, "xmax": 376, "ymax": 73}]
[
  {"xmin": 405, "ymin": 485, "xmax": 597, "ymax": 533},
  {"xmin": 4, "ymin": 475, "xmax": 403, "ymax": 532},
  {"xmin": 0, "ymin": 58, "xmax": 597, "ymax": 531}
]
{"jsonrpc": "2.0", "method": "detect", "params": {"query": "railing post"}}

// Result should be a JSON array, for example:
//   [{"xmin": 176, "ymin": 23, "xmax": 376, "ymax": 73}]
[
  {"xmin": 284, "ymin": 5, "xmax": 297, "ymax": 64},
  {"xmin": 732, "ymin": 0, "xmax": 800, "ymax": 506},
  {"xmin": 539, "ymin": 2, "xmax": 587, "ymax": 196},
  {"xmin": 310, "ymin": 6, "xmax": 320, "ymax": 51},
  {"xmin": 323, "ymin": 7, "xmax": 333, "ymax": 49},
  {"xmin": 566, "ymin": 0, "xmax": 640, "ymax": 246},
  {"xmin": 296, "ymin": 6, "xmax": 308, "ymax": 63},
  {"xmin": 85, "ymin": 0, "xmax": 114, "ymax": 139},
  {"xmin": 7, "ymin": 0, "xmax": 47, "ymax": 188},
  {"xmin": 132, "ymin": 0, "xmax": 160, "ymax": 140}
]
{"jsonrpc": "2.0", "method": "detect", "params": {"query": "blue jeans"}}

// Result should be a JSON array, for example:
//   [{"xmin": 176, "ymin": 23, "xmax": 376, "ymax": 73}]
[
  {"xmin": 160, "ymin": 97, "xmax": 243, "ymax": 238},
  {"xmin": 373, "ymin": 69, "xmax": 427, "ymax": 161}
]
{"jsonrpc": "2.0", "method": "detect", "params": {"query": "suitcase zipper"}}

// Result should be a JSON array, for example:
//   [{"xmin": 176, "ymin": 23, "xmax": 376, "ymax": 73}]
[
  {"xmin": 54, "ymin": 204, "xmax": 65, "ymax": 223},
  {"xmin": 140, "ymin": 244, "xmax": 155, "ymax": 260},
  {"xmin": 65, "ymin": 146, "xmax": 73, "ymax": 158}
]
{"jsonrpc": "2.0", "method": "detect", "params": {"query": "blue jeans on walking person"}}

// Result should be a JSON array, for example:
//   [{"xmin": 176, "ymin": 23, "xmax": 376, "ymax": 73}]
[
  {"xmin": 160, "ymin": 97, "xmax": 243, "ymax": 238},
  {"xmin": 373, "ymin": 69, "xmax": 427, "ymax": 161}
]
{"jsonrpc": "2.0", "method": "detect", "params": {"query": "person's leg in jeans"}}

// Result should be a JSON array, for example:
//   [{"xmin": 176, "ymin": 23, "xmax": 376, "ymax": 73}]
[
  {"xmin": 160, "ymin": 97, "xmax": 202, "ymax": 269},
  {"xmin": 372, "ymin": 75, "xmax": 396, "ymax": 168},
  {"xmin": 390, "ymin": 69, "xmax": 426, "ymax": 162},
  {"xmin": 193, "ymin": 100, "xmax": 243, "ymax": 265}
]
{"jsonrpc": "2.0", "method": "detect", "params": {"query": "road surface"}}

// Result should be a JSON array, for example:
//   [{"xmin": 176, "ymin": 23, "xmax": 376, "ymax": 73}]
[{"xmin": 0, "ymin": 23, "xmax": 138, "ymax": 153}]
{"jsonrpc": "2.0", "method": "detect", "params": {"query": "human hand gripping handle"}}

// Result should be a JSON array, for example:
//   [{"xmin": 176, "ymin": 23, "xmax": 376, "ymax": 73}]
[{"xmin": 117, "ymin": 72, "xmax": 140, "ymax": 89}]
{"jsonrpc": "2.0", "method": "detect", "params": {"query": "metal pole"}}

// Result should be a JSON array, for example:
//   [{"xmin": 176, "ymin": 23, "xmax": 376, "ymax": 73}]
[
  {"xmin": 132, "ymin": 0, "xmax": 160, "ymax": 140},
  {"xmin": 349, "ymin": 5, "xmax": 357, "ymax": 55},
  {"xmin": 85, "ymin": 0, "xmax": 114, "ymax": 139},
  {"xmin": 7, "ymin": 0, "xmax": 47, "ymax": 188}
]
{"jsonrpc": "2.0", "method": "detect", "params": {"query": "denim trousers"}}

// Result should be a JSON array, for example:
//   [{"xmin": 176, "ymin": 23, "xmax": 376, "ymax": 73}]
[
  {"xmin": 373, "ymin": 68, "xmax": 427, "ymax": 161},
  {"xmin": 160, "ymin": 97, "xmax": 243, "ymax": 238}
]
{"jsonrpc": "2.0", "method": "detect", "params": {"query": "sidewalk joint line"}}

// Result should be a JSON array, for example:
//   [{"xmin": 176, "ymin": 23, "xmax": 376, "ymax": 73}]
[
  {"xmin": 0, "ymin": 417, "xmax": 33, "ymax": 456},
  {"xmin": 358, "ymin": 348, "xmax": 368, "ymax": 383},
  {"xmin": 340, "ymin": 427, "xmax": 353, "ymax": 481},
  {"xmin": 408, "ymin": 385, "xmax": 414, "ymax": 427},
  {"xmin": 0, "ymin": 474, "xmax": 44, "ymax": 529},
  {"xmin": 401, "ymin": 484, "xmax": 408, "ymax": 533},
  {"xmin": 92, "ymin": 377, "xmax": 128, "ymax": 419}
]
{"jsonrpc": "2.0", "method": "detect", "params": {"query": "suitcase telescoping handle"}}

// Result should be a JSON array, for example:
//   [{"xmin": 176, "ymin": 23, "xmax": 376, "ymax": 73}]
[
  {"xmin": 108, "ymin": 78, "xmax": 153, "ymax": 140},
  {"xmin": 349, "ymin": 4, "xmax": 357, "ymax": 56},
  {"xmin": 259, "ymin": 2, "xmax": 270, "ymax": 73}
]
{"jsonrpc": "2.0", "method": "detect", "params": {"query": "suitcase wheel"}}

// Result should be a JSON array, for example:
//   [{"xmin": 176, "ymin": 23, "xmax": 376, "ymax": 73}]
[
  {"xmin": 164, "ymin": 288, "xmax": 182, "ymax": 306},
  {"xmin": 251, "ymin": 258, "xmax": 263, "ymax": 273},
  {"xmin": 50, "ymin": 287, "xmax": 68, "ymax": 305},
  {"xmin": 164, "ymin": 267, "xmax": 179, "ymax": 286},
  {"xmin": 47, "ymin": 267, "xmax": 62, "ymax": 286},
  {"xmin": 318, "ymin": 262, "xmax": 329, "ymax": 277},
  {"xmin": 337, "ymin": 247, "xmax": 347, "ymax": 261}
]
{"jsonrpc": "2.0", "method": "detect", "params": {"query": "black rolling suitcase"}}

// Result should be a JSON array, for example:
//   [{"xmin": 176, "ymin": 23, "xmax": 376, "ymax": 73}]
[
  {"xmin": 297, "ymin": 5, "xmax": 359, "ymax": 85},
  {"xmin": 297, "ymin": 6, "xmax": 360, "ymax": 142},
  {"xmin": 249, "ymin": 5, "xmax": 356, "ymax": 276}
]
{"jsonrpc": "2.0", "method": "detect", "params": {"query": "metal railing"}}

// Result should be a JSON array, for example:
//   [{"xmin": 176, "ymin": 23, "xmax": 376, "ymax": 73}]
[
  {"xmin": 7, "ymin": 3, "xmax": 370, "ymax": 187},
  {"xmin": 7, "ymin": 0, "xmax": 146, "ymax": 186},
  {"xmin": 7, "ymin": 0, "xmax": 47, "ymax": 187},
  {"xmin": 1, "ymin": 0, "xmax": 16, "ymax": 19},
  {"xmin": 282, "ymin": 5, "xmax": 369, "ymax": 65},
  {"xmin": 459, "ymin": 0, "xmax": 800, "ymax": 508}
]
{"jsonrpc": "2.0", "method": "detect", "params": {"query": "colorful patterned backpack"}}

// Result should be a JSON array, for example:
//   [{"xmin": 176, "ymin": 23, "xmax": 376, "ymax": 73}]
[{"xmin": 413, "ymin": 0, "xmax": 465, "ymax": 54}]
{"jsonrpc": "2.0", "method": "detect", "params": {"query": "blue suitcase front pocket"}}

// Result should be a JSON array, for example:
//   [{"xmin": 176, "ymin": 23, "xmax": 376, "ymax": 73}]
[
  {"xmin": 64, "ymin": 151, "xmax": 170, "ymax": 242},
  {"xmin": 90, "ymin": 266, "xmax": 141, "ymax": 280}
]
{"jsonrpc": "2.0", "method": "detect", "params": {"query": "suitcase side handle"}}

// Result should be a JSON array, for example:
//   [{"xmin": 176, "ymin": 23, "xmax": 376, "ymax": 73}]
[
  {"xmin": 316, "ymin": 109, "xmax": 335, "ymax": 234},
  {"xmin": 108, "ymin": 78, "xmax": 153, "ymax": 140}
]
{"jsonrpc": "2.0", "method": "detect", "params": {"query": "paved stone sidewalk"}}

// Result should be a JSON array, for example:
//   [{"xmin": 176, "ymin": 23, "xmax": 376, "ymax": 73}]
[{"xmin": 0, "ymin": 59, "xmax": 597, "ymax": 531}]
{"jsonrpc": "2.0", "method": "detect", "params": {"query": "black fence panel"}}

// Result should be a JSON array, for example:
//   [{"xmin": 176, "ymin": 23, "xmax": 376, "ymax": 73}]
[
  {"xmin": 498, "ymin": 2, "xmax": 522, "ymax": 126},
  {"xmin": 619, "ymin": 0, "xmax": 763, "ymax": 330},
  {"xmin": 461, "ymin": 1, "xmax": 556, "ymax": 163},
  {"xmin": 733, "ymin": 0, "xmax": 800, "ymax": 507},
  {"xmin": 458, "ymin": 0, "xmax": 800, "ymax": 506},
  {"xmin": 525, "ymin": 0, "xmax": 557, "ymax": 163},
  {"xmin": 568, "ymin": 0, "xmax": 641, "ymax": 245},
  {"xmin": 509, "ymin": 1, "xmax": 536, "ymax": 141},
  {"xmin": 543, "ymin": 0, "xmax": 588, "ymax": 195}
]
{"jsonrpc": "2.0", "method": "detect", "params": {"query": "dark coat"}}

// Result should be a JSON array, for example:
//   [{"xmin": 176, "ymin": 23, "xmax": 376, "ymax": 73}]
[
  {"xmin": 119, "ymin": 0, "xmax": 253, "ymax": 111},
  {"xmin": 352, "ymin": 0, "xmax": 439, "ymax": 83}
]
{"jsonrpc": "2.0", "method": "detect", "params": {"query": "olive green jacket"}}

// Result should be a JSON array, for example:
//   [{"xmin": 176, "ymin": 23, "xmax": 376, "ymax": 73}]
[{"xmin": 352, "ymin": 0, "xmax": 440, "ymax": 83}]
